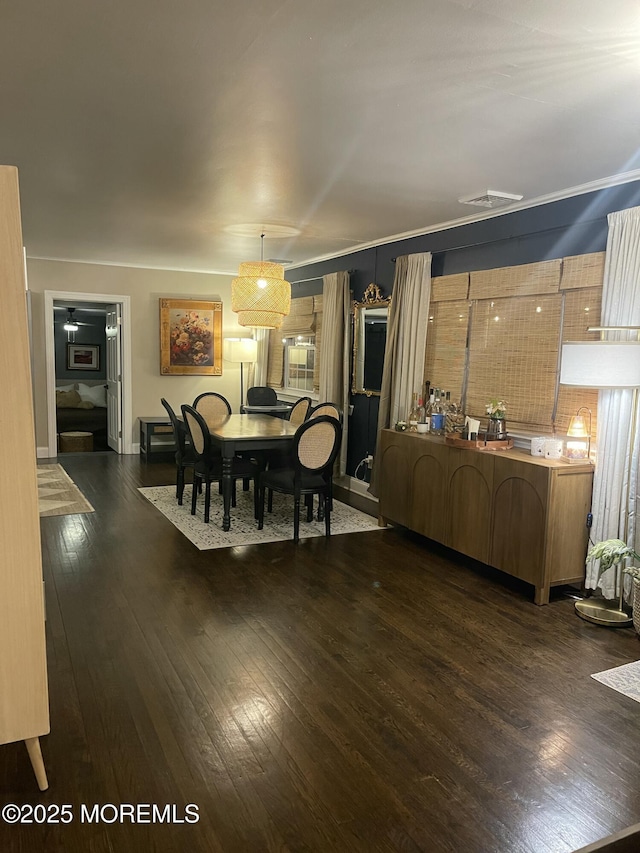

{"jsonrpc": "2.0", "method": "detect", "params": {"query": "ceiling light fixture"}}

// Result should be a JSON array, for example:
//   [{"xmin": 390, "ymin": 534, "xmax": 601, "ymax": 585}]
[
  {"xmin": 63, "ymin": 308, "xmax": 79, "ymax": 332},
  {"xmin": 231, "ymin": 233, "xmax": 291, "ymax": 329}
]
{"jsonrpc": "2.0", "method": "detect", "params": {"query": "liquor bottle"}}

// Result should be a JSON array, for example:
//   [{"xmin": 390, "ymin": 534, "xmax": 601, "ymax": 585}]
[
  {"xmin": 417, "ymin": 396, "xmax": 427, "ymax": 431},
  {"xmin": 408, "ymin": 392, "xmax": 420, "ymax": 432},
  {"xmin": 444, "ymin": 390, "xmax": 454, "ymax": 433},
  {"xmin": 430, "ymin": 389, "xmax": 445, "ymax": 435},
  {"xmin": 424, "ymin": 387, "xmax": 434, "ymax": 432}
]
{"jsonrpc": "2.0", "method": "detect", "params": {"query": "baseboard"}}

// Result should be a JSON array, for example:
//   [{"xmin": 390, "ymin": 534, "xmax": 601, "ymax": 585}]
[
  {"xmin": 334, "ymin": 475, "xmax": 378, "ymax": 518},
  {"xmin": 37, "ymin": 446, "xmax": 53, "ymax": 459}
]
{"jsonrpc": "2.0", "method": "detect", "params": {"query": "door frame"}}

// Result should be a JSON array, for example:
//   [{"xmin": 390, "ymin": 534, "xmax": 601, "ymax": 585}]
[{"xmin": 44, "ymin": 290, "xmax": 133, "ymax": 457}]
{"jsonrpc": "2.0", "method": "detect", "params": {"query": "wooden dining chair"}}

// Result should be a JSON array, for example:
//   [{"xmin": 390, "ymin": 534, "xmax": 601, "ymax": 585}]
[
  {"xmin": 247, "ymin": 386, "xmax": 278, "ymax": 406},
  {"xmin": 308, "ymin": 402, "xmax": 343, "ymax": 423},
  {"xmin": 263, "ymin": 396, "xmax": 313, "ymax": 477},
  {"xmin": 287, "ymin": 396, "xmax": 312, "ymax": 426},
  {"xmin": 193, "ymin": 392, "xmax": 232, "ymax": 424},
  {"xmin": 160, "ymin": 397, "xmax": 196, "ymax": 506},
  {"xmin": 181, "ymin": 404, "xmax": 258, "ymax": 523},
  {"xmin": 257, "ymin": 415, "xmax": 342, "ymax": 543}
]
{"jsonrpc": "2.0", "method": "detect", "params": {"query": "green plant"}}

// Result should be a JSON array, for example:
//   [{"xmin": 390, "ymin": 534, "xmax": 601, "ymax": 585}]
[
  {"xmin": 586, "ymin": 538, "xmax": 640, "ymax": 571},
  {"xmin": 486, "ymin": 398, "xmax": 507, "ymax": 418}
]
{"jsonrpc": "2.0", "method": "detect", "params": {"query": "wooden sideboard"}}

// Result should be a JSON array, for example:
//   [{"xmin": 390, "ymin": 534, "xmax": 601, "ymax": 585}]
[{"xmin": 378, "ymin": 429, "xmax": 593, "ymax": 604}]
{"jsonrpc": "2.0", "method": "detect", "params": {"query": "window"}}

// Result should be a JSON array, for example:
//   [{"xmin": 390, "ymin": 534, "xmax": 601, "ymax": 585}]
[
  {"xmin": 424, "ymin": 255, "xmax": 604, "ymax": 435},
  {"xmin": 266, "ymin": 294, "xmax": 322, "ymax": 394},
  {"xmin": 282, "ymin": 336, "xmax": 315, "ymax": 393}
]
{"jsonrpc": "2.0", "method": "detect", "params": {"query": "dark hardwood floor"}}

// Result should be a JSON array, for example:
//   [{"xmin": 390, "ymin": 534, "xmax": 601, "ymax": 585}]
[{"xmin": 2, "ymin": 453, "xmax": 640, "ymax": 852}]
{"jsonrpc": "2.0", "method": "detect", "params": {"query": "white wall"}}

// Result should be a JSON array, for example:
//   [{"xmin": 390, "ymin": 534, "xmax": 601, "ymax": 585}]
[{"xmin": 27, "ymin": 258, "xmax": 252, "ymax": 450}]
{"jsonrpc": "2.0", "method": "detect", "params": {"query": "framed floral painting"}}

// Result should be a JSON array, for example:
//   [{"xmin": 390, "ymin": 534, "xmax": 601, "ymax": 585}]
[{"xmin": 159, "ymin": 299, "xmax": 223, "ymax": 375}]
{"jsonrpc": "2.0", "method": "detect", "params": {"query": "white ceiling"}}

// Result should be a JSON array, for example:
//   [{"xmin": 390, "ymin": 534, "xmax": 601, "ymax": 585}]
[{"xmin": 3, "ymin": 0, "xmax": 640, "ymax": 274}]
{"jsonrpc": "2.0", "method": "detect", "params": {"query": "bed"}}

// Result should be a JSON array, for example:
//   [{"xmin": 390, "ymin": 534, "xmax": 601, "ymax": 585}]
[{"xmin": 56, "ymin": 382, "xmax": 108, "ymax": 451}]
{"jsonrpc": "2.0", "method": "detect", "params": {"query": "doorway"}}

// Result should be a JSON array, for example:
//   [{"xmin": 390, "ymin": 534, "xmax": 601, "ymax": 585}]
[{"xmin": 44, "ymin": 291, "xmax": 133, "ymax": 458}]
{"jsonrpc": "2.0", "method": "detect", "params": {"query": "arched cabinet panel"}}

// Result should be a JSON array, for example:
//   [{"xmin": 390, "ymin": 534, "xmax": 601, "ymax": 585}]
[
  {"xmin": 491, "ymin": 476, "xmax": 545, "ymax": 584},
  {"xmin": 410, "ymin": 451, "xmax": 447, "ymax": 542},
  {"xmin": 378, "ymin": 441, "xmax": 411, "ymax": 527},
  {"xmin": 447, "ymin": 454, "xmax": 494, "ymax": 563}
]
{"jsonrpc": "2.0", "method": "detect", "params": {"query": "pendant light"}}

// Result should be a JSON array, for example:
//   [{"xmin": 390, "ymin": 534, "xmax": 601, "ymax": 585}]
[{"xmin": 231, "ymin": 233, "xmax": 291, "ymax": 329}]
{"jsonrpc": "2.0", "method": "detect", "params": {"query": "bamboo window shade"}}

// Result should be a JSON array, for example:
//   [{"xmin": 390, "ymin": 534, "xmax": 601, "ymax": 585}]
[
  {"xmin": 559, "ymin": 252, "xmax": 605, "ymax": 291},
  {"xmin": 313, "ymin": 294, "xmax": 323, "ymax": 392},
  {"xmin": 430, "ymin": 272, "xmax": 469, "ymax": 303},
  {"xmin": 555, "ymin": 252, "xmax": 604, "ymax": 434},
  {"xmin": 469, "ymin": 259, "xmax": 562, "ymax": 300},
  {"xmin": 451, "ymin": 254, "xmax": 603, "ymax": 436},
  {"xmin": 266, "ymin": 295, "xmax": 323, "ymax": 390},
  {"xmin": 424, "ymin": 298, "xmax": 470, "ymax": 403},
  {"xmin": 465, "ymin": 293, "xmax": 563, "ymax": 433},
  {"xmin": 424, "ymin": 274, "xmax": 470, "ymax": 400},
  {"xmin": 466, "ymin": 256, "xmax": 563, "ymax": 432}
]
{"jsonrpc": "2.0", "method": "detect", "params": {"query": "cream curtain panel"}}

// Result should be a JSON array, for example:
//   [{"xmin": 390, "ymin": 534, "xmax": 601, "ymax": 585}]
[
  {"xmin": 369, "ymin": 252, "xmax": 432, "ymax": 496},
  {"xmin": 588, "ymin": 206, "xmax": 640, "ymax": 597},
  {"xmin": 253, "ymin": 328, "xmax": 269, "ymax": 387},
  {"xmin": 318, "ymin": 271, "xmax": 351, "ymax": 476}
]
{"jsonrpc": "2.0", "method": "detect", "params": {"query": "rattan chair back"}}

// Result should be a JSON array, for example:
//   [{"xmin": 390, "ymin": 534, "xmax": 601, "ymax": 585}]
[
  {"xmin": 288, "ymin": 397, "xmax": 312, "ymax": 426},
  {"xmin": 181, "ymin": 404, "xmax": 211, "ymax": 457},
  {"xmin": 308, "ymin": 402, "xmax": 342, "ymax": 423},
  {"xmin": 294, "ymin": 415, "xmax": 341, "ymax": 473},
  {"xmin": 161, "ymin": 397, "xmax": 197, "ymax": 505},
  {"xmin": 161, "ymin": 397, "xmax": 188, "ymax": 457},
  {"xmin": 193, "ymin": 392, "xmax": 231, "ymax": 425}
]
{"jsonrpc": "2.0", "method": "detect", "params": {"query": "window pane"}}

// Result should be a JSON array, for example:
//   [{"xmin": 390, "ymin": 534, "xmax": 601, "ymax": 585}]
[{"xmin": 285, "ymin": 342, "xmax": 315, "ymax": 392}]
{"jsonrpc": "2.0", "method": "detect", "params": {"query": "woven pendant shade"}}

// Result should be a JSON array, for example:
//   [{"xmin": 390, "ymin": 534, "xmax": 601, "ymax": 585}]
[{"xmin": 232, "ymin": 260, "xmax": 291, "ymax": 329}]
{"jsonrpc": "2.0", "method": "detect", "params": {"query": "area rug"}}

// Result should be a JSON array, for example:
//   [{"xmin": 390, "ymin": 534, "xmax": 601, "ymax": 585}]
[
  {"xmin": 37, "ymin": 464, "xmax": 95, "ymax": 517},
  {"xmin": 591, "ymin": 660, "xmax": 640, "ymax": 704},
  {"xmin": 138, "ymin": 484, "xmax": 382, "ymax": 550}
]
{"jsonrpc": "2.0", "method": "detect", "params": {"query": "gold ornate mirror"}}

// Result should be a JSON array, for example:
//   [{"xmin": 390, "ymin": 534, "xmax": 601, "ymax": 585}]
[{"xmin": 352, "ymin": 283, "xmax": 391, "ymax": 396}]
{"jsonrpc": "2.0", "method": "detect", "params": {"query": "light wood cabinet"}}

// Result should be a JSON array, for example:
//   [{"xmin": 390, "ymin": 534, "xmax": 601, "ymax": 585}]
[
  {"xmin": 0, "ymin": 166, "xmax": 50, "ymax": 789},
  {"xmin": 378, "ymin": 430, "xmax": 593, "ymax": 605}
]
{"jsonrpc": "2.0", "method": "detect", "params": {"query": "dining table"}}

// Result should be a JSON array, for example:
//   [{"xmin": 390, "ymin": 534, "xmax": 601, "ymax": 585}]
[{"xmin": 204, "ymin": 413, "xmax": 299, "ymax": 531}]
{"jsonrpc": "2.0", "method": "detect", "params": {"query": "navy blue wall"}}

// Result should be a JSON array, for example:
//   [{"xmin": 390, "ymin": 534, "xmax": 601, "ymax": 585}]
[
  {"xmin": 287, "ymin": 180, "xmax": 640, "ymax": 477},
  {"xmin": 55, "ymin": 319, "xmax": 107, "ymax": 382}
]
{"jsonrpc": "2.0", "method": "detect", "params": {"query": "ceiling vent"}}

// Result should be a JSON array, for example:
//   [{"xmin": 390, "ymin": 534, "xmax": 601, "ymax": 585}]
[
  {"xmin": 458, "ymin": 190, "xmax": 523, "ymax": 208},
  {"xmin": 266, "ymin": 258, "xmax": 292, "ymax": 265}
]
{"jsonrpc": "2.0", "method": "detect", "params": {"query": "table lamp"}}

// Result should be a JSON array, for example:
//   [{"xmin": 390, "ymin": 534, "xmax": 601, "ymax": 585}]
[
  {"xmin": 563, "ymin": 407, "xmax": 591, "ymax": 463},
  {"xmin": 223, "ymin": 338, "xmax": 258, "ymax": 410}
]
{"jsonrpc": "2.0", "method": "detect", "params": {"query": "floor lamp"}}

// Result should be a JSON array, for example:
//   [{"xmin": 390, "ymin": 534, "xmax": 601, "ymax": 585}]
[
  {"xmin": 223, "ymin": 338, "xmax": 258, "ymax": 410},
  {"xmin": 560, "ymin": 334, "xmax": 640, "ymax": 627}
]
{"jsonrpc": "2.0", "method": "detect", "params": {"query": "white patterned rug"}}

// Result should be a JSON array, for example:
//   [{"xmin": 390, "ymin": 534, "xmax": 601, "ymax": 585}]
[
  {"xmin": 37, "ymin": 464, "xmax": 94, "ymax": 517},
  {"xmin": 139, "ymin": 484, "xmax": 382, "ymax": 550},
  {"xmin": 591, "ymin": 660, "xmax": 640, "ymax": 704}
]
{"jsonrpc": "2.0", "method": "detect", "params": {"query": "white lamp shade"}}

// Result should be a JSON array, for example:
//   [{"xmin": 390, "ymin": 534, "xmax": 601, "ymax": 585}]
[
  {"xmin": 560, "ymin": 341, "xmax": 640, "ymax": 388},
  {"xmin": 223, "ymin": 337, "xmax": 258, "ymax": 363}
]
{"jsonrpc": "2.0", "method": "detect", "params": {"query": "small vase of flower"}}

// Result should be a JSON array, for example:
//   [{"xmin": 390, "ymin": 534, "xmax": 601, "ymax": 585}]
[{"xmin": 486, "ymin": 398, "xmax": 507, "ymax": 439}]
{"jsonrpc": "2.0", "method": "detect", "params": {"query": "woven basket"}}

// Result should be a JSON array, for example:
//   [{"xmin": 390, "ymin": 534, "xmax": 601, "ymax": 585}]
[
  {"xmin": 633, "ymin": 579, "xmax": 640, "ymax": 635},
  {"xmin": 59, "ymin": 431, "xmax": 93, "ymax": 453}
]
